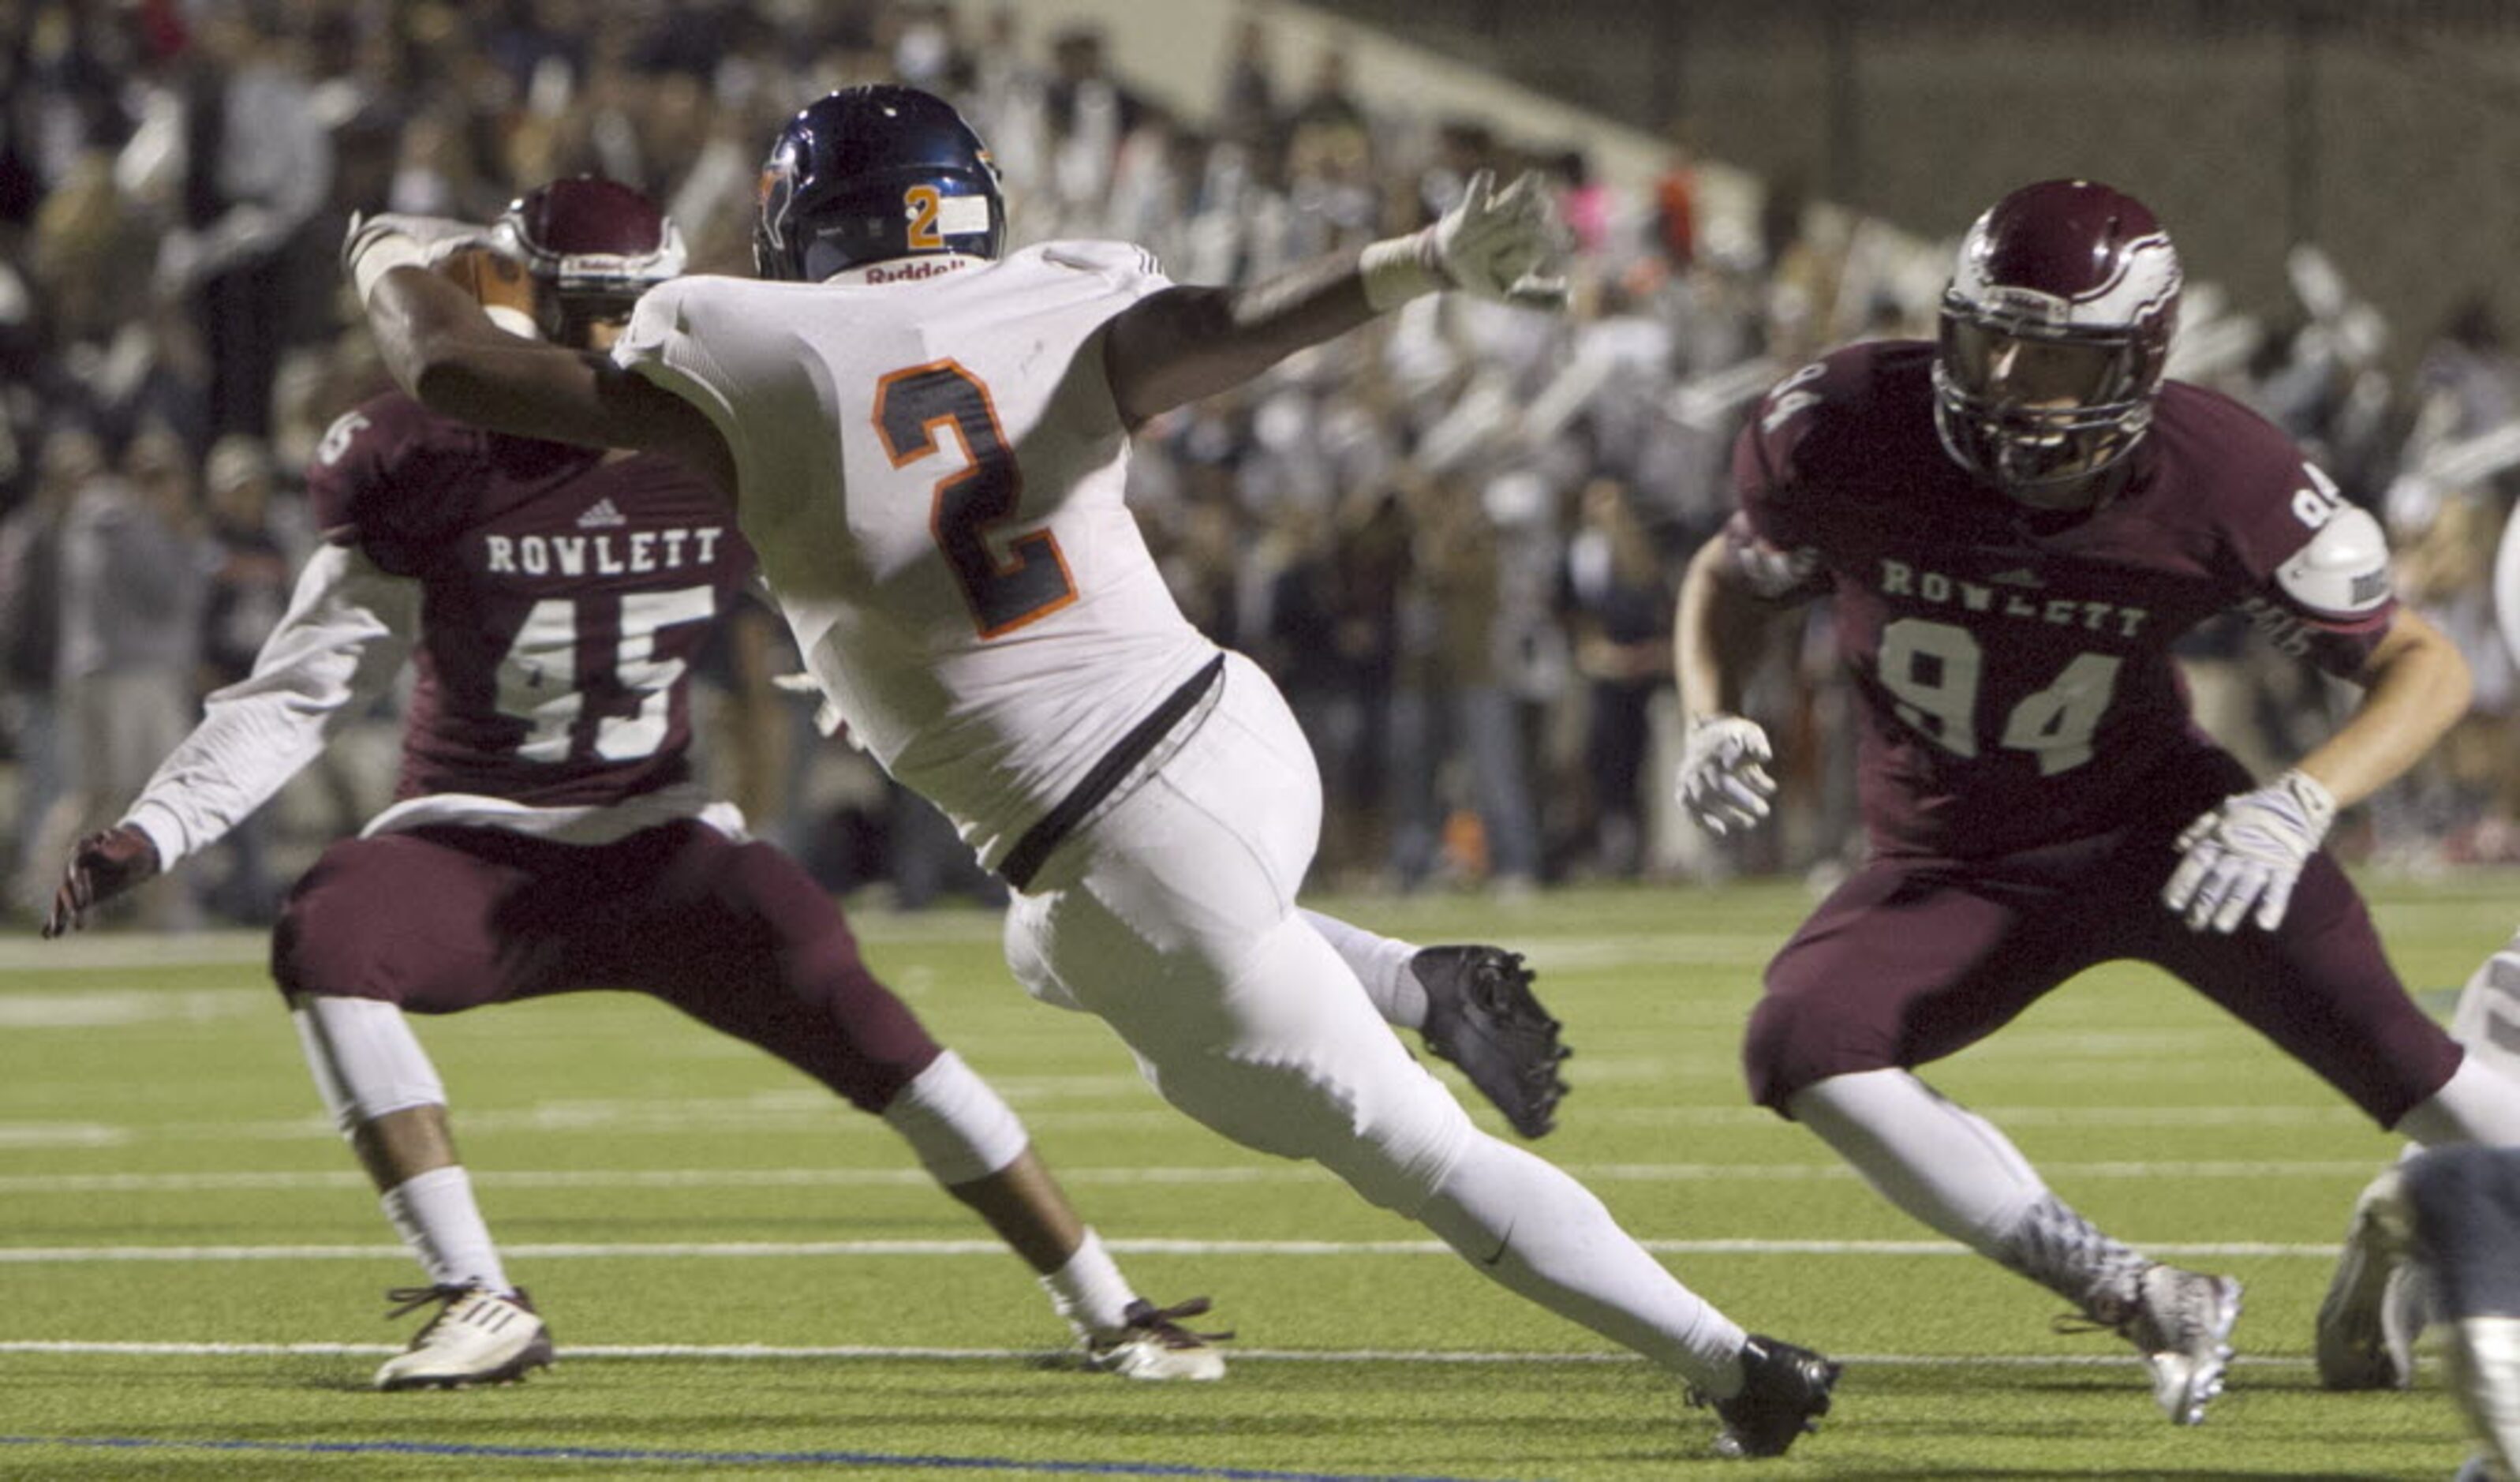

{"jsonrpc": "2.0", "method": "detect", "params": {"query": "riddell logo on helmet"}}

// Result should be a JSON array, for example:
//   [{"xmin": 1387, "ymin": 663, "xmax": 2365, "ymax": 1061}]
[
  {"xmin": 863, "ymin": 259, "xmax": 974, "ymax": 284},
  {"xmin": 1983, "ymin": 287, "xmax": 2067, "ymax": 323}
]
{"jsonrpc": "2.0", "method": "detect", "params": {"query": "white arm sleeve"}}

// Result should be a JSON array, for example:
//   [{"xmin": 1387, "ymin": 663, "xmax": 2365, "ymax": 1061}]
[{"xmin": 122, "ymin": 543, "xmax": 419, "ymax": 869}]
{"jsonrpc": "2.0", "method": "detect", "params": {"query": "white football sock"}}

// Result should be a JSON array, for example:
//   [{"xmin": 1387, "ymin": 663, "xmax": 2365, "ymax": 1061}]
[
  {"xmin": 1417, "ymin": 1131, "xmax": 1748, "ymax": 1390},
  {"xmin": 379, "ymin": 1165, "xmax": 510, "ymax": 1293},
  {"xmin": 1038, "ymin": 1226, "xmax": 1135, "ymax": 1338},
  {"xmin": 1299, "ymin": 909, "xmax": 1426, "ymax": 1028}
]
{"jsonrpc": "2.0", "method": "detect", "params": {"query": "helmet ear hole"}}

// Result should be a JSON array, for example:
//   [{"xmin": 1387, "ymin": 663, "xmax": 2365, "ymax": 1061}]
[{"xmin": 753, "ymin": 84, "xmax": 1007, "ymax": 283}]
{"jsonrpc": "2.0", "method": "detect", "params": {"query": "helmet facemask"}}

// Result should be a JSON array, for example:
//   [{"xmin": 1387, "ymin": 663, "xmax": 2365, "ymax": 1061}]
[{"xmin": 1932, "ymin": 301, "xmax": 2163, "ymax": 490}]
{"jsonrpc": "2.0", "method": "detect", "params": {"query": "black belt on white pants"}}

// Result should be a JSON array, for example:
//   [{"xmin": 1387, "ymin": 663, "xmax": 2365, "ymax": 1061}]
[{"xmin": 994, "ymin": 653, "xmax": 1227, "ymax": 891}]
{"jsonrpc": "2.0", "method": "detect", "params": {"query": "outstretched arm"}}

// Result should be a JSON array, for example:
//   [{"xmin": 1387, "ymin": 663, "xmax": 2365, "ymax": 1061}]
[
  {"xmin": 346, "ymin": 217, "xmax": 735, "ymax": 495},
  {"xmin": 42, "ymin": 545, "xmax": 418, "ymax": 937},
  {"xmin": 2294, "ymin": 604, "xmax": 2471, "ymax": 809},
  {"xmin": 1102, "ymin": 169, "xmax": 1566, "ymax": 426}
]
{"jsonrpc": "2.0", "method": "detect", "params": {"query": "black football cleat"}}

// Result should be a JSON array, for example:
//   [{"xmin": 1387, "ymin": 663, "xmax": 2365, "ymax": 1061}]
[
  {"xmin": 1692, "ymin": 1334, "xmax": 1841, "ymax": 1459},
  {"xmin": 1411, "ymin": 945, "xmax": 1571, "ymax": 1139}
]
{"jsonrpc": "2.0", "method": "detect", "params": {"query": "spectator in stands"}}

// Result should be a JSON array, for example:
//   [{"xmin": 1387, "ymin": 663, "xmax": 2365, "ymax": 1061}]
[
  {"xmin": 161, "ymin": 6, "xmax": 335, "ymax": 441},
  {"xmin": 1561, "ymin": 476, "xmax": 1676, "ymax": 878}
]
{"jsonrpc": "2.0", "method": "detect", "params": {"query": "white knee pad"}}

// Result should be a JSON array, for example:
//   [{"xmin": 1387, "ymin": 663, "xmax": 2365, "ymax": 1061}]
[
  {"xmin": 290, "ymin": 993, "xmax": 446, "ymax": 1137},
  {"xmin": 881, "ymin": 1050, "xmax": 1031, "ymax": 1185}
]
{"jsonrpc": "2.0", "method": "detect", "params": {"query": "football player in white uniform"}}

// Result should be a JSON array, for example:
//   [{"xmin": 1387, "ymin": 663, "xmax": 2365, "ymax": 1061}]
[
  {"xmin": 48, "ymin": 178, "xmax": 1239, "ymax": 1390},
  {"xmin": 342, "ymin": 85, "xmax": 1836, "ymax": 1458}
]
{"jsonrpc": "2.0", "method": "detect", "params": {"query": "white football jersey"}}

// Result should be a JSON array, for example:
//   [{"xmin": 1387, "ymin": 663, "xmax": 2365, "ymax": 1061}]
[{"xmin": 616, "ymin": 242, "xmax": 1220, "ymax": 869}]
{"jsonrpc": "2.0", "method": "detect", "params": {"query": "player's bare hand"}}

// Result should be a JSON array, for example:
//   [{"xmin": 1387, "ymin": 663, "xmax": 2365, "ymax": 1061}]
[
  {"xmin": 1677, "ymin": 714, "xmax": 1776, "ymax": 835},
  {"xmin": 42, "ymin": 825, "xmax": 163, "ymax": 939},
  {"xmin": 2161, "ymin": 769, "xmax": 2335, "ymax": 933}
]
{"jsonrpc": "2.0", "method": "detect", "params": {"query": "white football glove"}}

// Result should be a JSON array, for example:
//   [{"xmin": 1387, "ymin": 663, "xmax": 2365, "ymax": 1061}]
[
  {"xmin": 1676, "ymin": 714, "xmax": 1777, "ymax": 836},
  {"xmin": 342, "ymin": 211, "xmax": 495, "ymax": 309},
  {"xmin": 2160, "ymin": 769, "xmax": 2336, "ymax": 934},
  {"xmin": 1360, "ymin": 168, "xmax": 1569, "ymax": 312}
]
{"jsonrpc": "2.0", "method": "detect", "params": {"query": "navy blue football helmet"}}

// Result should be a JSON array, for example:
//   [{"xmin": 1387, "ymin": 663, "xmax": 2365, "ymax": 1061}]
[{"xmin": 753, "ymin": 85, "xmax": 1007, "ymax": 283}]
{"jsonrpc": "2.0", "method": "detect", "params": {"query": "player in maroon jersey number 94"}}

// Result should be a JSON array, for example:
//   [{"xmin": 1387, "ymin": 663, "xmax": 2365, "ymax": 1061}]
[{"xmin": 1674, "ymin": 176, "xmax": 2520, "ymax": 1427}]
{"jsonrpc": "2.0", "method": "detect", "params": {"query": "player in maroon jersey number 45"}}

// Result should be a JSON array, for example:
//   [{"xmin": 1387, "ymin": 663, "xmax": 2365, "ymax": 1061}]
[{"xmin": 1674, "ymin": 177, "xmax": 2520, "ymax": 1427}]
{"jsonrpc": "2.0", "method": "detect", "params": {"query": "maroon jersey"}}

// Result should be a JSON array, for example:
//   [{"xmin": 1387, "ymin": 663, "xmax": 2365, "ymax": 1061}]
[
  {"xmin": 1729, "ymin": 339, "xmax": 2393, "ymax": 859},
  {"xmin": 307, "ymin": 391, "xmax": 752, "ymax": 807}
]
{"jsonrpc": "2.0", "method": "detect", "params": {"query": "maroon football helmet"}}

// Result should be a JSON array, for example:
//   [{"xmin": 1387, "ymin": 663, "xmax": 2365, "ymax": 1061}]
[
  {"xmin": 1931, "ymin": 178, "xmax": 2182, "ymax": 493},
  {"xmin": 495, "ymin": 176, "xmax": 688, "ymax": 345}
]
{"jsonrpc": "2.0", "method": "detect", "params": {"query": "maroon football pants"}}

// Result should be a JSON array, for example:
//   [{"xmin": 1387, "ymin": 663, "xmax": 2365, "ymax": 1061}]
[
  {"xmin": 271, "ymin": 821, "xmax": 940, "ymax": 1112},
  {"xmin": 1745, "ymin": 748, "xmax": 2462, "ymax": 1128}
]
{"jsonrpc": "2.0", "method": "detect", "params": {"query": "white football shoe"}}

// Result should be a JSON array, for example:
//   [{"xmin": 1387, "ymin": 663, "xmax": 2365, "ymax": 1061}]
[
  {"xmin": 1082, "ymin": 1297, "xmax": 1229, "ymax": 1381},
  {"xmin": 2121, "ymin": 1263, "xmax": 2242, "ymax": 1424},
  {"xmin": 2318, "ymin": 1166, "xmax": 2426, "ymax": 1390},
  {"xmin": 374, "ymin": 1283, "xmax": 554, "ymax": 1390}
]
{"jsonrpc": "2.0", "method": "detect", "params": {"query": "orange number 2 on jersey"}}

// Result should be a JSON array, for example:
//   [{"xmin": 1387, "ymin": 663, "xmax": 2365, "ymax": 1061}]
[{"xmin": 874, "ymin": 360, "xmax": 1078, "ymax": 638}]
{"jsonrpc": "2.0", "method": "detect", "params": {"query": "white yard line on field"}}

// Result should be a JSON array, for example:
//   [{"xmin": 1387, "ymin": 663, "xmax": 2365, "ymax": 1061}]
[
  {"xmin": 0, "ymin": 1236, "xmax": 2351, "ymax": 1263},
  {"xmin": 0, "ymin": 1158, "xmax": 2399, "ymax": 1196},
  {"xmin": 0, "ymin": 1338, "xmax": 2319, "ymax": 1370},
  {"xmin": 0, "ymin": 1101, "xmax": 2378, "ymax": 1148}
]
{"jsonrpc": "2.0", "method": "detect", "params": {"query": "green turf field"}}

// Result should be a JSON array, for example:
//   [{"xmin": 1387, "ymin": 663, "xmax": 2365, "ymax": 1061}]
[{"xmin": 4, "ymin": 871, "xmax": 2514, "ymax": 1480}]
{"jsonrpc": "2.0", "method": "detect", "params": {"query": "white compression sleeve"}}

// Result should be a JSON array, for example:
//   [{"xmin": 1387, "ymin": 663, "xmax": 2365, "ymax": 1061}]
[
  {"xmin": 1416, "ymin": 1132, "xmax": 1746, "ymax": 1388},
  {"xmin": 1787, "ymin": 1068, "xmax": 2048, "ymax": 1254},
  {"xmin": 881, "ymin": 1050, "xmax": 1030, "ymax": 1185},
  {"xmin": 291, "ymin": 993, "xmax": 446, "ymax": 1136},
  {"xmin": 2399, "ymin": 1055, "xmax": 2520, "ymax": 1147}
]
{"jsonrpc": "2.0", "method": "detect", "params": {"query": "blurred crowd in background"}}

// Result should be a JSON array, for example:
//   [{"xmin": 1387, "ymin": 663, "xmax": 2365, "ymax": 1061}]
[{"xmin": 5, "ymin": 0, "xmax": 2519, "ymax": 929}]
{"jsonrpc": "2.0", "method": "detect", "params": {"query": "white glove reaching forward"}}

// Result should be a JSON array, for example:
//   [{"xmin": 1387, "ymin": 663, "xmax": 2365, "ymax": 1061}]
[
  {"xmin": 342, "ymin": 211, "xmax": 496, "ymax": 309},
  {"xmin": 1361, "ymin": 169, "xmax": 1569, "ymax": 312},
  {"xmin": 1676, "ymin": 714, "xmax": 1777, "ymax": 835},
  {"xmin": 2160, "ymin": 769, "xmax": 2336, "ymax": 933}
]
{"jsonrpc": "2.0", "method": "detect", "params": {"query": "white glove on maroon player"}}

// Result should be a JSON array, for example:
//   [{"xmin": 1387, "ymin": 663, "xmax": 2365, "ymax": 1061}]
[
  {"xmin": 2161, "ymin": 769, "xmax": 2336, "ymax": 933},
  {"xmin": 1676, "ymin": 714, "xmax": 1777, "ymax": 836}
]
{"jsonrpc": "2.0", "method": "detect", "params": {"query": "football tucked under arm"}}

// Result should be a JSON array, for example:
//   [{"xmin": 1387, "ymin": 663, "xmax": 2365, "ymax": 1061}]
[{"xmin": 434, "ymin": 247, "xmax": 540, "ymax": 339}]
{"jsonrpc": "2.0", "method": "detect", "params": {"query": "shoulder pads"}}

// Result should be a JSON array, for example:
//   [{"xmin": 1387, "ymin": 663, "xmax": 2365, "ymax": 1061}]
[{"xmin": 2275, "ymin": 505, "xmax": 2392, "ymax": 617}]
